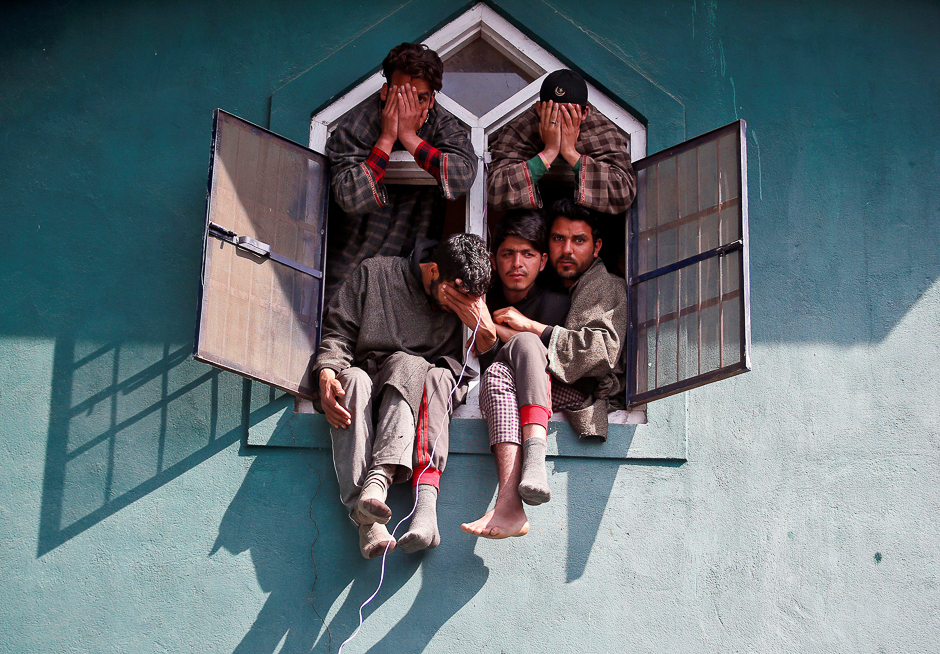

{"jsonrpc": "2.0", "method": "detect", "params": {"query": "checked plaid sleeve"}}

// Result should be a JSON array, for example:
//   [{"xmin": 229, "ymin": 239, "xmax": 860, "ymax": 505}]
[
  {"xmin": 487, "ymin": 109, "xmax": 544, "ymax": 210},
  {"xmin": 413, "ymin": 140, "xmax": 442, "ymax": 183},
  {"xmin": 364, "ymin": 147, "xmax": 389, "ymax": 185},
  {"xmin": 574, "ymin": 111, "xmax": 636, "ymax": 214}
]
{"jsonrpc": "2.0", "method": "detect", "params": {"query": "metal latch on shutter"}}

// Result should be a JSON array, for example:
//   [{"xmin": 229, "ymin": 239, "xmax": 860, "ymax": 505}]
[{"xmin": 207, "ymin": 222, "xmax": 323, "ymax": 279}]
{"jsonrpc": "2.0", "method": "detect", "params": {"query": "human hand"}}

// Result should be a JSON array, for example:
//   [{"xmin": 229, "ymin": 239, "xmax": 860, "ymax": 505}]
[
  {"xmin": 537, "ymin": 101, "xmax": 561, "ymax": 164},
  {"xmin": 376, "ymin": 85, "xmax": 399, "ymax": 155},
  {"xmin": 319, "ymin": 369, "xmax": 351, "ymax": 429},
  {"xmin": 397, "ymin": 83, "xmax": 429, "ymax": 154},
  {"xmin": 496, "ymin": 323, "xmax": 521, "ymax": 343},
  {"xmin": 439, "ymin": 281, "xmax": 497, "ymax": 353},
  {"xmin": 493, "ymin": 306, "xmax": 546, "ymax": 336},
  {"xmin": 559, "ymin": 103, "xmax": 584, "ymax": 166}
]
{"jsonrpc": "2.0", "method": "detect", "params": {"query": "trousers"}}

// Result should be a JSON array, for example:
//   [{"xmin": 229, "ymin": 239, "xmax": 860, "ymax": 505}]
[
  {"xmin": 330, "ymin": 365, "xmax": 456, "ymax": 514},
  {"xmin": 479, "ymin": 332, "xmax": 588, "ymax": 447}
]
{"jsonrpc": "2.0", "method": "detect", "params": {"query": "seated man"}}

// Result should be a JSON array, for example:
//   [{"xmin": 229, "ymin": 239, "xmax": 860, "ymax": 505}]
[
  {"xmin": 325, "ymin": 42, "xmax": 477, "ymax": 296},
  {"xmin": 440, "ymin": 210, "xmax": 569, "ymax": 539},
  {"xmin": 461, "ymin": 199, "xmax": 628, "ymax": 539},
  {"xmin": 313, "ymin": 234, "xmax": 493, "ymax": 558},
  {"xmin": 487, "ymin": 68, "xmax": 635, "ymax": 215}
]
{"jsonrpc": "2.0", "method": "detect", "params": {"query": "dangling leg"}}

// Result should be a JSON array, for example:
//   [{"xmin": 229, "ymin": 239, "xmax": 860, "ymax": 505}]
[
  {"xmin": 461, "ymin": 361, "xmax": 530, "ymax": 538},
  {"xmin": 399, "ymin": 367, "xmax": 455, "ymax": 553},
  {"xmin": 355, "ymin": 464, "xmax": 394, "ymax": 525},
  {"xmin": 497, "ymin": 333, "xmax": 553, "ymax": 506}
]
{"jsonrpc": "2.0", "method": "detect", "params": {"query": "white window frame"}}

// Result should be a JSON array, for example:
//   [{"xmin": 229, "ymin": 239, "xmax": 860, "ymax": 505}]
[{"xmin": 301, "ymin": 2, "xmax": 648, "ymax": 425}]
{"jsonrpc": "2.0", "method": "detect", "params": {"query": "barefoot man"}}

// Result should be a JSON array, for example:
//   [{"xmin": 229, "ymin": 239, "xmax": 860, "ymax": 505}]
[{"xmin": 460, "ymin": 199, "xmax": 628, "ymax": 539}]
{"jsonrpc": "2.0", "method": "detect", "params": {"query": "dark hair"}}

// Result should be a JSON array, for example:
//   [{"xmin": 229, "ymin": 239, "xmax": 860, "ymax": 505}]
[
  {"xmin": 433, "ymin": 233, "xmax": 491, "ymax": 296},
  {"xmin": 548, "ymin": 198, "xmax": 601, "ymax": 242},
  {"xmin": 382, "ymin": 43, "xmax": 443, "ymax": 92},
  {"xmin": 491, "ymin": 210, "xmax": 548, "ymax": 254}
]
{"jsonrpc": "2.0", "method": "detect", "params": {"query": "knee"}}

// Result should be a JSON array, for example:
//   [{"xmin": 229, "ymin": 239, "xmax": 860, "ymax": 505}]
[
  {"xmin": 503, "ymin": 332, "xmax": 545, "ymax": 361},
  {"xmin": 424, "ymin": 366, "xmax": 455, "ymax": 392},
  {"xmin": 337, "ymin": 367, "xmax": 371, "ymax": 392}
]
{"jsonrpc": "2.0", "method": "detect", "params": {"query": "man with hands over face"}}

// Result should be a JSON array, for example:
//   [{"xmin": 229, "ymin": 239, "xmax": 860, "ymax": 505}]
[
  {"xmin": 314, "ymin": 234, "xmax": 492, "ymax": 559},
  {"xmin": 325, "ymin": 42, "xmax": 476, "ymax": 295},
  {"xmin": 487, "ymin": 69, "xmax": 636, "ymax": 215}
]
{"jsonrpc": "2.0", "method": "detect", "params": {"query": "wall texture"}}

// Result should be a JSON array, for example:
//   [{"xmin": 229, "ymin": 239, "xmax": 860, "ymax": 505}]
[{"xmin": 1, "ymin": 1, "xmax": 938, "ymax": 652}]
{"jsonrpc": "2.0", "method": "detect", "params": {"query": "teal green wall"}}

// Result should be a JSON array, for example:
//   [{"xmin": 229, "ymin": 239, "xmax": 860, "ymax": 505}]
[{"xmin": 2, "ymin": 1, "xmax": 939, "ymax": 652}]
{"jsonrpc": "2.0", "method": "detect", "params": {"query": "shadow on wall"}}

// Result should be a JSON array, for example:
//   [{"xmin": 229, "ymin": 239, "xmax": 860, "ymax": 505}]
[
  {"xmin": 213, "ymin": 447, "xmax": 493, "ymax": 654},
  {"xmin": 36, "ymin": 335, "xmax": 251, "ymax": 557}
]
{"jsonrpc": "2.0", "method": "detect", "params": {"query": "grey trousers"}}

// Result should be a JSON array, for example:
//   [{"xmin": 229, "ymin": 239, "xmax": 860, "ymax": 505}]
[{"xmin": 330, "ymin": 366, "xmax": 456, "ymax": 514}]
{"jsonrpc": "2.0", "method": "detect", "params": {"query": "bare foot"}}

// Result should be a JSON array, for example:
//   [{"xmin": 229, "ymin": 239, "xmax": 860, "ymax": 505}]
[{"xmin": 461, "ymin": 508, "xmax": 530, "ymax": 539}]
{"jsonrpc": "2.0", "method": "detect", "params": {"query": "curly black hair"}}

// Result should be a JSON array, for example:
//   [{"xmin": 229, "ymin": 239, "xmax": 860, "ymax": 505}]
[
  {"xmin": 382, "ymin": 43, "xmax": 443, "ymax": 92},
  {"xmin": 432, "ymin": 233, "xmax": 491, "ymax": 297}
]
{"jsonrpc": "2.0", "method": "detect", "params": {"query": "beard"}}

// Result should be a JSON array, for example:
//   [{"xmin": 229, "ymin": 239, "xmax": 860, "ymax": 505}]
[
  {"xmin": 428, "ymin": 276, "xmax": 445, "ymax": 311},
  {"xmin": 553, "ymin": 256, "xmax": 582, "ymax": 280}
]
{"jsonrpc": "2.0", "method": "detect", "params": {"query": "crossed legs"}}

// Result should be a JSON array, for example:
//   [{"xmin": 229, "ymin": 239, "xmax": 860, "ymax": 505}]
[{"xmin": 330, "ymin": 366, "xmax": 454, "ymax": 558}]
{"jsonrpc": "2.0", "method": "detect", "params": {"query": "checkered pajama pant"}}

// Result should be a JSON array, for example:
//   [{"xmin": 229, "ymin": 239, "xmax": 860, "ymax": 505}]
[{"xmin": 479, "ymin": 335, "xmax": 589, "ymax": 448}]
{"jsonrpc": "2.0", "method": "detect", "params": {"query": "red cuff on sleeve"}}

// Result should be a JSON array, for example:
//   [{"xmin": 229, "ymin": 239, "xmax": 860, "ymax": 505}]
[
  {"xmin": 365, "ymin": 147, "xmax": 389, "ymax": 184},
  {"xmin": 413, "ymin": 140, "xmax": 442, "ymax": 182},
  {"xmin": 520, "ymin": 404, "xmax": 551, "ymax": 430}
]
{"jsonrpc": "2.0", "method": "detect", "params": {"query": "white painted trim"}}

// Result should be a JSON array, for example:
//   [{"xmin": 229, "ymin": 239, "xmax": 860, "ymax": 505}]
[
  {"xmin": 467, "ymin": 127, "xmax": 486, "ymax": 234},
  {"xmin": 434, "ymin": 93, "xmax": 480, "ymax": 128},
  {"xmin": 303, "ymin": 2, "xmax": 649, "ymax": 427}
]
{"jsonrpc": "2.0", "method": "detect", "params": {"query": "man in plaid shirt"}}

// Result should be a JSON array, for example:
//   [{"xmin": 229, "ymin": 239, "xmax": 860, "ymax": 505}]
[
  {"xmin": 324, "ymin": 43, "xmax": 477, "ymax": 296},
  {"xmin": 487, "ymin": 69, "xmax": 636, "ymax": 216}
]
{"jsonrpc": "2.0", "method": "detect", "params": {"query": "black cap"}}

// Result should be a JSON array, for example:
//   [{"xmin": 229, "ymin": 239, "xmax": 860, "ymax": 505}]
[{"xmin": 539, "ymin": 69, "xmax": 588, "ymax": 107}]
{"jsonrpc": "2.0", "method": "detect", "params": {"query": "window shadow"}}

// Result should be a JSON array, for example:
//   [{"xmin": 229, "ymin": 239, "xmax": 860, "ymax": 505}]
[
  {"xmin": 36, "ymin": 335, "xmax": 246, "ymax": 557},
  {"xmin": 213, "ymin": 449, "xmax": 492, "ymax": 654},
  {"xmin": 551, "ymin": 426, "xmax": 685, "ymax": 583}
]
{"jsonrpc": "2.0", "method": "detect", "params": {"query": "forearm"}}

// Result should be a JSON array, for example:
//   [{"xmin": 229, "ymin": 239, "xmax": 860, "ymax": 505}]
[
  {"xmin": 547, "ymin": 325, "xmax": 622, "ymax": 383},
  {"xmin": 575, "ymin": 155, "xmax": 637, "ymax": 213}
]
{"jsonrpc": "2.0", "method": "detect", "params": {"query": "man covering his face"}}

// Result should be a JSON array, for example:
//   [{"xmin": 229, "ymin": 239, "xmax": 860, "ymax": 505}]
[
  {"xmin": 324, "ymin": 42, "xmax": 477, "ymax": 297},
  {"xmin": 461, "ymin": 200, "xmax": 628, "ymax": 540},
  {"xmin": 487, "ymin": 69, "xmax": 636, "ymax": 216}
]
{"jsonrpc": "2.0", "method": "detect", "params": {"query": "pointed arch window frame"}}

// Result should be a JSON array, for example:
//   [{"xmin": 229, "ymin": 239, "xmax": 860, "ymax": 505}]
[
  {"xmin": 304, "ymin": 3, "xmax": 650, "ymax": 425},
  {"xmin": 307, "ymin": 3, "xmax": 647, "ymax": 241}
]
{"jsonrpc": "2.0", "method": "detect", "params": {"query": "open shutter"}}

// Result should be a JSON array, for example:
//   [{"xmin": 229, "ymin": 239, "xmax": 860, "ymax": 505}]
[
  {"xmin": 193, "ymin": 109, "xmax": 329, "ymax": 399},
  {"xmin": 628, "ymin": 120, "xmax": 751, "ymax": 407}
]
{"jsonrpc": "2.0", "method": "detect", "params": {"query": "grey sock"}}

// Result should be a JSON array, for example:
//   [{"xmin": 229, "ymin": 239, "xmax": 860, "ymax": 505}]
[
  {"xmin": 398, "ymin": 485, "xmax": 441, "ymax": 553},
  {"xmin": 356, "ymin": 467, "xmax": 392, "ymax": 524},
  {"xmin": 518, "ymin": 437, "xmax": 551, "ymax": 505}
]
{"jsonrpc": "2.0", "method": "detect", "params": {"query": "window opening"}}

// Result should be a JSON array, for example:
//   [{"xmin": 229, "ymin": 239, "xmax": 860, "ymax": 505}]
[{"xmin": 441, "ymin": 36, "xmax": 537, "ymax": 117}]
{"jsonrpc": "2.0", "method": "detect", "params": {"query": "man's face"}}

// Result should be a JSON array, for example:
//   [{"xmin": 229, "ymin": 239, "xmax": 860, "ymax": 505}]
[
  {"xmin": 382, "ymin": 71, "xmax": 435, "ymax": 111},
  {"xmin": 492, "ymin": 235, "xmax": 547, "ymax": 296},
  {"xmin": 549, "ymin": 216, "xmax": 602, "ymax": 284}
]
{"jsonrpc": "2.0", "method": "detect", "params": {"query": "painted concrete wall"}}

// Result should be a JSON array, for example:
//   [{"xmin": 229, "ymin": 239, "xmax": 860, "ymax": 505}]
[{"xmin": 2, "ymin": 1, "xmax": 938, "ymax": 652}]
